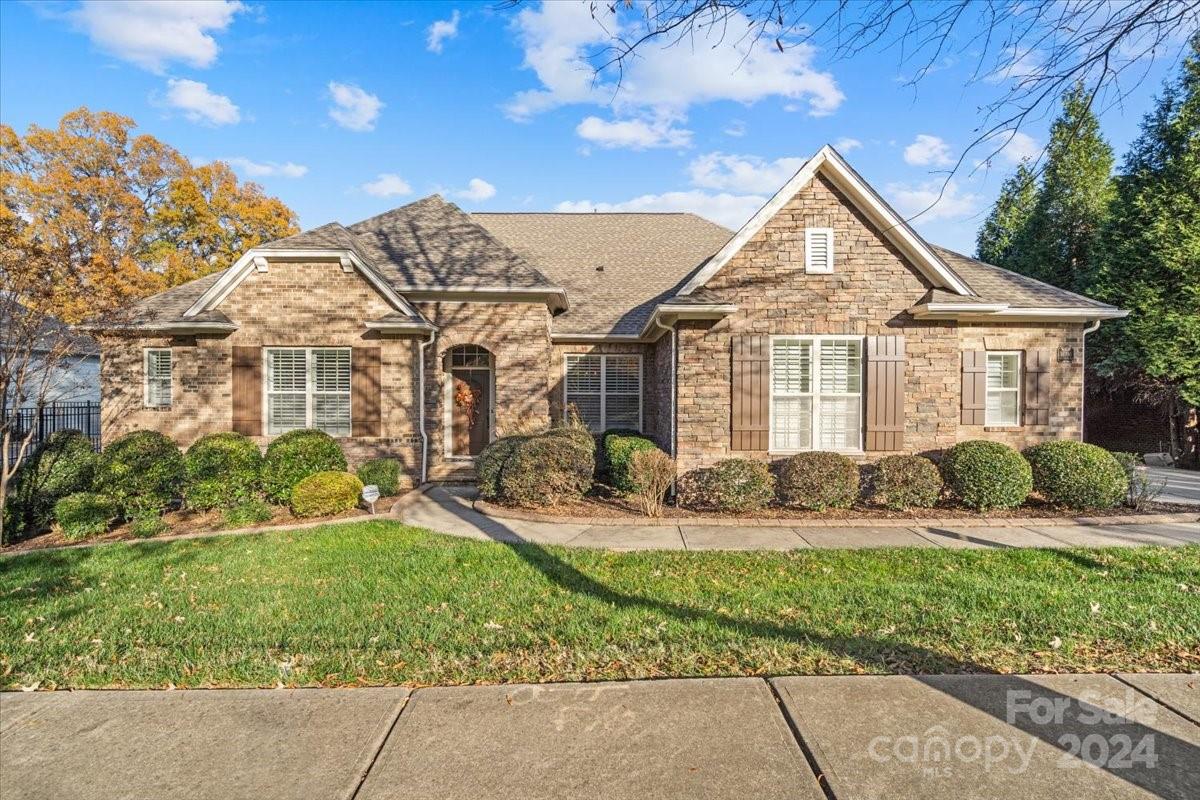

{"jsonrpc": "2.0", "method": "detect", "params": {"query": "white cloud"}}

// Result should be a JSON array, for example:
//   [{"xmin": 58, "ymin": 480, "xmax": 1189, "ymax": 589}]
[
  {"xmin": 66, "ymin": 0, "xmax": 244, "ymax": 73},
  {"xmin": 991, "ymin": 131, "xmax": 1040, "ymax": 164},
  {"xmin": 456, "ymin": 178, "xmax": 497, "ymax": 202},
  {"xmin": 723, "ymin": 119, "xmax": 747, "ymax": 138},
  {"xmin": 427, "ymin": 9, "xmax": 460, "ymax": 53},
  {"xmin": 328, "ymin": 82, "xmax": 383, "ymax": 132},
  {"xmin": 555, "ymin": 190, "xmax": 764, "ymax": 230},
  {"xmin": 164, "ymin": 78, "xmax": 239, "ymax": 125},
  {"xmin": 361, "ymin": 173, "xmax": 412, "ymax": 197},
  {"xmin": 833, "ymin": 137, "xmax": 863, "ymax": 152},
  {"xmin": 687, "ymin": 152, "xmax": 805, "ymax": 194},
  {"xmin": 576, "ymin": 116, "xmax": 692, "ymax": 150},
  {"xmin": 224, "ymin": 157, "xmax": 308, "ymax": 178},
  {"xmin": 903, "ymin": 134, "xmax": 954, "ymax": 167},
  {"xmin": 987, "ymin": 46, "xmax": 1043, "ymax": 84},
  {"xmin": 884, "ymin": 179, "xmax": 981, "ymax": 222},
  {"xmin": 505, "ymin": 2, "xmax": 842, "ymax": 121}
]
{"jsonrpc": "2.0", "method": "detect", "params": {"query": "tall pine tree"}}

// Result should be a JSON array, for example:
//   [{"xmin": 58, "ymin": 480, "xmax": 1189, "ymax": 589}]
[{"xmin": 976, "ymin": 160, "xmax": 1037, "ymax": 267}]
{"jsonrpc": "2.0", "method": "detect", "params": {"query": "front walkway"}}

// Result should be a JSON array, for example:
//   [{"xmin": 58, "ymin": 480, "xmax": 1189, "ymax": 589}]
[
  {"xmin": 400, "ymin": 487, "xmax": 1200, "ymax": 551},
  {"xmin": 2, "ymin": 673, "xmax": 1197, "ymax": 799},
  {"xmin": 1150, "ymin": 465, "xmax": 1200, "ymax": 505}
]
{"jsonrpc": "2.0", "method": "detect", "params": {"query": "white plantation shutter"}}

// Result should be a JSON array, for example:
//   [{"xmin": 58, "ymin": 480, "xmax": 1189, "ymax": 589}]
[
  {"xmin": 564, "ymin": 353, "xmax": 643, "ymax": 432},
  {"xmin": 565, "ymin": 354, "xmax": 603, "ymax": 431},
  {"xmin": 985, "ymin": 352, "xmax": 1021, "ymax": 426},
  {"xmin": 771, "ymin": 339, "xmax": 813, "ymax": 450},
  {"xmin": 770, "ymin": 336, "xmax": 863, "ymax": 452},
  {"xmin": 818, "ymin": 339, "xmax": 862, "ymax": 449},
  {"xmin": 805, "ymin": 228, "xmax": 834, "ymax": 274},
  {"xmin": 772, "ymin": 339, "xmax": 811, "ymax": 394},
  {"xmin": 266, "ymin": 348, "xmax": 352, "ymax": 436},
  {"xmin": 312, "ymin": 349, "xmax": 351, "ymax": 436},
  {"xmin": 144, "ymin": 349, "xmax": 172, "ymax": 408}
]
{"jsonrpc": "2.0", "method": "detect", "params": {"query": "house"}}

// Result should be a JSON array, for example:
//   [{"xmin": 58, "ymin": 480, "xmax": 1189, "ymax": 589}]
[
  {"xmin": 90, "ymin": 146, "xmax": 1126, "ymax": 488},
  {"xmin": 2, "ymin": 303, "xmax": 100, "ymax": 408}
]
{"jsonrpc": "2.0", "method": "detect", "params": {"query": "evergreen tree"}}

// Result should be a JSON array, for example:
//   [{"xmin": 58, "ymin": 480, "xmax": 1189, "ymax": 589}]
[{"xmin": 976, "ymin": 160, "xmax": 1037, "ymax": 266}]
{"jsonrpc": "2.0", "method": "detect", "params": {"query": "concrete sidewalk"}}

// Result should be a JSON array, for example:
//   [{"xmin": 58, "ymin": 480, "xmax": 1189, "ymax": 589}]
[
  {"xmin": 401, "ymin": 486, "xmax": 1200, "ymax": 552},
  {"xmin": 2, "ymin": 674, "xmax": 1198, "ymax": 800}
]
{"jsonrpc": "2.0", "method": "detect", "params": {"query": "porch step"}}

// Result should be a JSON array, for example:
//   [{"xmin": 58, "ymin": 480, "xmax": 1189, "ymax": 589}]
[{"xmin": 429, "ymin": 461, "xmax": 477, "ymax": 483}]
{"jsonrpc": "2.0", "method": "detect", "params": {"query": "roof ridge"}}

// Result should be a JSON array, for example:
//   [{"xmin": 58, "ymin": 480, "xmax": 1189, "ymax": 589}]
[{"xmin": 346, "ymin": 194, "xmax": 447, "ymax": 232}]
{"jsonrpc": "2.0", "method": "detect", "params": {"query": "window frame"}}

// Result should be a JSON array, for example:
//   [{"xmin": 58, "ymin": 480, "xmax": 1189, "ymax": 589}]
[
  {"xmin": 562, "ymin": 353, "xmax": 644, "ymax": 433},
  {"xmin": 143, "ymin": 348, "xmax": 172, "ymax": 409},
  {"xmin": 768, "ymin": 334, "xmax": 864, "ymax": 454},
  {"xmin": 804, "ymin": 227, "xmax": 835, "ymax": 274},
  {"xmin": 984, "ymin": 350, "xmax": 1022, "ymax": 427},
  {"xmin": 263, "ymin": 346, "xmax": 353, "ymax": 437}
]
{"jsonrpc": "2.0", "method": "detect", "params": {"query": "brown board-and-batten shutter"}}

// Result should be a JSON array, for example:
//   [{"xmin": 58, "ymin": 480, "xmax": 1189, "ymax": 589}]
[
  {"xmin": 1023, "ymin": 349, "xmax": 1052, "ymax": 426},
  {"xmin": 730, "ymin": 334, "xmax": 769, "ymax": 451},
  {"xmin": 961, "ymin": 350, "xmax": 987, "ymax": 426},
  {"xmin": 232, "ymin": 346, "xmax": 262, "ymax": 436},
  {"xmin": 865, "ymin": 335, "xmax": 905, "ymax": 451},
  {"xmin": 352, "ymin": 346, "xmax": 382, "ymax": 437}
]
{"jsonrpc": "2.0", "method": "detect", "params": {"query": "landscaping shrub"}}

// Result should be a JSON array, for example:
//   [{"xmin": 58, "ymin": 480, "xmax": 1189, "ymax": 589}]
[
  {"xmin": 678, "ymin": 459, "xmax": 775, "ymax": 513},
  {"xmin": 262, "ymin": 429, "xmax": 347, "ymax": 503},
  {"xmin": 129, "ymin": 513, "xmax": 167, "ymax": 539},
  {"xmin": 604, "ymin": 432, "xmax": 659, "ymax": 493},
  {"xmin": 1112, "ymin": 452, "xmax": 1165, "ymax": 509},
  {"xmin": 627, "ymin": 448, "xmax": 675, "ymax": 517},
  {"xmin": 93, "ymin": 430, "xmax": 185, "ymax": 516},
  {"xmin": 495, "ymin": 431, "xmax": 595, "ymax": 507},
  {"xmin": 940, "ymin": 440, "xmax": 1032, "ymax": 511},
  {"xmin": 290, "ymin": 471, "xmax": 363, "ymax": 518},
  {"xmin": 551, "ymin": 411, "xmax": 599, "ymax": 454},
  {"xmin": 1023, "ymin": 440, "xmax": 1128, "ymax": 510},
  {"xmin": 477, "ymin": 435, "xmax": 527, "ymax": 500},
  {"xmin": 222, "ymin": 499, "xmax": 274, "ymax": 528},
  {"xmin": 54, "ymin": 492, "xmax": 117, "ymax": 541},
  {"xmin": 5, "ymin": 429, "xmax": 98, "ymax": 537},
  {"xmin": 183, "ymin": 432, "xmax": 263, "ymax": 510},
  {"xmin": 777, "ymin": 451, "xmax": 860, "ymax": 510},
  {"xmin": 357, "ymin": 458, "xmax": 401, "ymax": 497},
  {"xmin": 873, "ymin": 455, "xmax": 943, "ymax": 510}
]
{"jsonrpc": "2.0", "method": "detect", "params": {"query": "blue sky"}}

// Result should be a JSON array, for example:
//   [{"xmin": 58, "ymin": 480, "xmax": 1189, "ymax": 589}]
[{"xmin": 0, "ymin": 1, "xmax": 1184, "ymax": 253}]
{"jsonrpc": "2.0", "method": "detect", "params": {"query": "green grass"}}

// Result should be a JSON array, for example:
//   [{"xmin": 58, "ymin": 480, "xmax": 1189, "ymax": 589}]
[{"xmin": 2, "ymin": 522, "xmax": 1197, "ymax": 689}]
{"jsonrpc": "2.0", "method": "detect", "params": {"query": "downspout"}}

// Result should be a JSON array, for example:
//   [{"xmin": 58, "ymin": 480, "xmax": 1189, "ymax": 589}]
[
  {"xmin": 652, "ymin": 316, "xmax": 677, "ymax": 458},
  {"xmin": 1080, "ymin": 319, "xmax": 1101, "ymax": 442},
  {"xmin": 418, "ymin": 329, "xmax": 437, "ymax": 484}
]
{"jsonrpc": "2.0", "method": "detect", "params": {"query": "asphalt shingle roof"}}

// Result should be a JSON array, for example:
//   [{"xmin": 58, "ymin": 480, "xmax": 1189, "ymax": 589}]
[{"xmin": 932, "ymin": 247, "xmax": 1118, "ymax": 309}]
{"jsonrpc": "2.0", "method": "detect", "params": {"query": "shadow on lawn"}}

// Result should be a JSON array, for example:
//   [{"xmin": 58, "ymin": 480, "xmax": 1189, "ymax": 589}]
[{"xmin": 433, "ymin": 494, "xmax": 1200, "ymax": 799}]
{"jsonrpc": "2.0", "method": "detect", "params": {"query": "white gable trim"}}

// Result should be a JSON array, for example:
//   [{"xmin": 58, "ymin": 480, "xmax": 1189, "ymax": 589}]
[
  {"xmin": 182, "ymin": 248, "xmax": 419, "ymax": 319},
  {"xmin": 678, "ymin": 145, "xmax": 975, "ymax": 297}
]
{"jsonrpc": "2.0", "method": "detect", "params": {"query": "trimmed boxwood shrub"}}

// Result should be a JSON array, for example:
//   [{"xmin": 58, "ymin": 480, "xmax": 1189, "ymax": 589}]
[
  {"xmin": 496, "ymin": 431, "xmax": 595, "ymax": 507},
  {"xmin": 940, "ymin": 440, "xmax": 1032, "ymax": 511},
  {"xmin": 129, "ymin": 513, "xmax": 168, "ymax": 539},
  {"xmin": 262, "ymin": 429, "xmax": 347, "ymax": 503},
  {"xmin": 477, "ymin": 435, "xmax": 527, "ymax": 500},
  {"xmin": 679, "ymin": 458, "xmax": 775, "ymax": 513},
  {"xmin": 357, "ymin": 458, "xmax": 401, "ymax": 497},
  {"xmin": 222, "ymin": 499, "xmax": 274, "ymax": 528},
  {"xmin": 54, "ymin": 492, "xmax": 118, "ymax": 541},
  {"xmin": 93, "ymin": 430, "xmax": 185, "ymax": 516},
  {"xmin": 1023, "ymin": 440, "xmax": 1128, "ymax": 509},
  {"xmin": 777, "ymin": 451, "xmax": 860, "ymax": 510},
  {"xmin": 873, "ymin": 455, "xmax": 943, "ymax": 510},
  {"xmin": 6, "ymin": 429, "xmax": 98, "ymax": 536},
  {"xmin": 290, "ymin": 471, "xmax": 363, "ymax": 518},
  {"xmin": 604, "ymin": 433, "xmax": 659, "ymax": 493},
  {"xmin": 183, "ymin": 432, "xmax": 263, "ymax": 510}
]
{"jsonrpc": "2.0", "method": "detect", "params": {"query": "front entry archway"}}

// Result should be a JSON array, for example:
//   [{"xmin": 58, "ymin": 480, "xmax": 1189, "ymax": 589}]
[{"xmin": 444, "ymin": 345, "xmax": 494, "ymax": 458}]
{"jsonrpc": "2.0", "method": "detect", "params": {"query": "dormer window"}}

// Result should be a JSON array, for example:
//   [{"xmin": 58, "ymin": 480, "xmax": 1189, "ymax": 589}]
[{"xmin": 805, "ymin": 227, "xmax": 834, "ymax": 274}]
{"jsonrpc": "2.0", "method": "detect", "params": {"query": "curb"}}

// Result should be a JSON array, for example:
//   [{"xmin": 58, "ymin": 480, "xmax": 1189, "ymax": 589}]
[{"xmin": 472, "ymin": 499, "xmax": 1200, "ymax": 529}]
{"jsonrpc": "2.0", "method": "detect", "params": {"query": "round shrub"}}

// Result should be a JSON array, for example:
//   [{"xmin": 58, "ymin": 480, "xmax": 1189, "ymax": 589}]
[
  {"xmin": 777, "ymin": 451, "xmax": 860, "ymax": 510},
  {"xmin": 6, "ymin": 429, "xmax": 98, "ymax": 536},
  {"xmin": 496, "ymin": 432, "xmax": 595, "ymax": 507},
  {"xmin": 679, "ymin": 459, "xmax": 775, "ymax": 513},
  {"xmin": 1023, "ymin": 440, "xmax": 1128, "ymax": 509},
  {"xmin": 262, "ymin": 429, "xmax": 347, "ymax": 503},
  {"xmin": 873, "ymin": 455, "xmax": 943, "ymax": 510},
  {"xmin": 290, "ymin": 471, "xmax": 363, "ymax": 518},
  {"xmin": 477, "ymin": 435, "xmax": 527, "ymax": 500},
  {"xmin": 356, "ymin": 458, "xmax": 401, "ymax": 497},
  {"xmin": 604, "ymin": 433, "xmax": 659, "ymax": 494},
  {"xmin": 183, "ymin": 432, "xmax": 263, "ymax": 510},
  {"xmin": 940, "ymin": 440, "xmax": 1032, "ymax": 511},
  {"xmin": 54, "ymin": 492, "xmax": 118, "ymax": 541},
  {"xmin": 93, "ymin": 430, "xmax": 185, "ymax": 516}
]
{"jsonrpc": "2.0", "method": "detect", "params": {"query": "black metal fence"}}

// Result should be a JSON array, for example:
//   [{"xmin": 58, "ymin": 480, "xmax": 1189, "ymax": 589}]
[{"xmin": 2, "ymin": 402, "xmax": 101, "ymax": 465}]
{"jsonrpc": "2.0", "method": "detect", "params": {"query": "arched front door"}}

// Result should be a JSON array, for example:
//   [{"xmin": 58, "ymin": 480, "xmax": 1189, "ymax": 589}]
[{"xmin": 445, "ymin": 345, "xmax": 493, "ymax": 458}]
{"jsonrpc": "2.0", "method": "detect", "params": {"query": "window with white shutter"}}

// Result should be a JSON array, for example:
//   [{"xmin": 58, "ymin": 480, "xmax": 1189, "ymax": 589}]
[
  {"xmin": 265, "ymin": 347, "xmax": 352, "ymax": 436},
  {"xmin": 144, "ymin": 349, "xmax": 172, "ymax": 408},
  {"xmin": 563, "ymin": 353, "xmax": 643, "ymax": 432},
  {"xmin": 770, "ymin": 336, "xmax": 863, "ymax": 452},
  {"xmin": 805, "ymin": 228, "xmax": 834, "ymax": 274},
  {"xmin": 985, "ymin": 351, "xmax": 1021, "ymax": 426}
]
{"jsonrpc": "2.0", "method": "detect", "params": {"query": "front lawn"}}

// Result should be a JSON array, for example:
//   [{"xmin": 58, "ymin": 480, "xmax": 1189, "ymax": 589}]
[{"xmin": 1, "ymin": 523, "xmax": 1197, "ymax": 689}]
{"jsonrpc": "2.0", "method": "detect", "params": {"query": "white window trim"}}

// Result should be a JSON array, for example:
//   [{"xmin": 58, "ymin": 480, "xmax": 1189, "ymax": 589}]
[
  {"xmin": 805, "ymin": 227, "xmax": 834, "ymax": 274},
  {"xmin": 143, "ymin": 348, "xmax": 172, "ymax": 408},
  {"xmin": 262, "ymin": 347, "xmax": 352, "ymax": 437},
  {"xmin": 985, "ymin": 350, "xmax": 1022, "ymax": 427},
  {"xmin": 768, "ymin": 335, "xmax": 863, "ymax": 455},
  {"xmin": 562, "ymin": 353, "xmax": 644, "ymax": 433}
]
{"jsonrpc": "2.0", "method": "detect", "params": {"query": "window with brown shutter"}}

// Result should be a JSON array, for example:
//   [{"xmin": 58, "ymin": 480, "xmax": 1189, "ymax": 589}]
[
  {"xmin": 231, "ymin": 346, "xmax": 262, "ymax": 436},
  {"xmin": 961, "ymin": 350, "xmax": 987, "ymax": 426},
  {"xmin": 1023, "ymin": 348, "xmax": 1052, "ymax": 426},
  {"xmin": 865, "ymin": 335, "xmax": 905, "ymax": 450},
  {"xmin": 352, "ymin": 346, "xmax": 382, "ymax": 437},
  {"xmin": 730, "ymin": 334, "xmax": 769, "ymax": 451}
]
